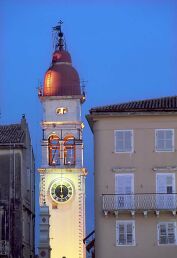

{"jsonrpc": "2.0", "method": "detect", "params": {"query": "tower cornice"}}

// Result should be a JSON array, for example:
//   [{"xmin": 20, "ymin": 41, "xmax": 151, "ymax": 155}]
[
  {"xmin": 39, "ymin": 94, "xmax": 86, "ymax": 103},
  {"xmin": 38, "ymin": 167, "xmax": 87, "ymax": 176}
]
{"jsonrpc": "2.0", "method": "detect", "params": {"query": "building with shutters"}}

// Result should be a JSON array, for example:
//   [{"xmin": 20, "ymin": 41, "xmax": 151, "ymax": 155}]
[
  {"xmin": 86, "ymin": 95, "xmax": 177, "ymax": 258},
  {"xmin": 0, "ymin": 115, "xmax": 35, "ymax": 258}
]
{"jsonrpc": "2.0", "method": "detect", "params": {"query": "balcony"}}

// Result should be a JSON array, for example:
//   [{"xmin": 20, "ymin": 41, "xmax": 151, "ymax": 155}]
[{"xmin": 102, "ymin": 193, "xmax": 177, "ymax": 215}]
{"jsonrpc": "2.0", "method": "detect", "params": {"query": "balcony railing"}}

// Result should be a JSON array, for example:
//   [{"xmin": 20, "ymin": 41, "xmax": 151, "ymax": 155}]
[{"xmin": 102, "ymin": 193, "xmax": 177, "ymax": 212}]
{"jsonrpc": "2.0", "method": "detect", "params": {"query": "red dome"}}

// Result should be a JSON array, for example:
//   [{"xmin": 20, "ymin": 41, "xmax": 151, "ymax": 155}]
[
  {"xmin": 52, "ymin": 50, "xmax": 72, "ymax": 63},
  {"xmin": 43, "ymin": 63, "xmax": 81, "ymax": 96},
  {"xmin": 43, "ymin": 49, "xmax": 81, "ymax": 97}
]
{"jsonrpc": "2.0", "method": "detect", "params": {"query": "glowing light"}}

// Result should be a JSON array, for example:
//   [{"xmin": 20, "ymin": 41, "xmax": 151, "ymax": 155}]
[
  {"xmin": 46, "ymin": 72, "xmax": 51, "ymax": 88},
  {"xmin": 42, "ymin": 121, "xmax": 81, "ymax": 126},
  {"xmin": 38, "ymin": 167, "xmax": 87, "ymax": 175},
  {"xmin": 56, "ymin": 107, "xmax": 68, "ymax": 115}
]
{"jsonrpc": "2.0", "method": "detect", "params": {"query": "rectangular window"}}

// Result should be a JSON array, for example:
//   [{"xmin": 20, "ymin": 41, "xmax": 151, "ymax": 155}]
[
  {"xmin": 115, "ymin": 174, "xmax": 134, "ymax": 209},
  {"xmin": 115, "ymin": 130, "xmax": 133, "ymax": 153},
  {"xmin": 116, "ymin": 220, "xmax": 135, "ymax": 246},
  {"xmin": 155, "ymin": 129, "xmax": 174, "ymax": 152},
  {"xmin": 0, "ymin": 209, "xmax": 4, "ymax": 240},
  {"xmin": 156, "ymin": 173, "xmax": 175, "ymax": 209},
  {"xmin": 158, "ymin": 222, "xmax": 176, "ymax": 245}
]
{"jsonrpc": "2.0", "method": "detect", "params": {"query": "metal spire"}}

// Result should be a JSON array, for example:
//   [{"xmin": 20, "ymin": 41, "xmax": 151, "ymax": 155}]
[{"xmin": 52, "ymin": 20, "xmax": 64, "ymax": 51}]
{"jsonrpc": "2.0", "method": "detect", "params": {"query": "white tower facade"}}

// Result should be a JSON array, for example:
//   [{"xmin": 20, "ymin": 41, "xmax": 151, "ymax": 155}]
[{"xmin": 38, "ymin": 24, "xmax": 86, "ymax": 258}]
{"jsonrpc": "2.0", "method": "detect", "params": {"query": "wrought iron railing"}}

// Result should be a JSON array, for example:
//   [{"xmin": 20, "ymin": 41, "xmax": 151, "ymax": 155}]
[{"xmin": 102, "ymin": 193, "xmax": 177, "ymax": 212}]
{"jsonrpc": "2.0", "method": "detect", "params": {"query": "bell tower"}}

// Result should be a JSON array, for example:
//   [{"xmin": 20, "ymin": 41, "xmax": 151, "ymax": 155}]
[{"xmin": 38, "ymin": 22, "xmax": 86, "ymax": 258}]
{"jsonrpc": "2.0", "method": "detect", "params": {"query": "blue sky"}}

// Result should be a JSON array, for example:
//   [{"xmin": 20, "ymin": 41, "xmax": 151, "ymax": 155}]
[{"xmin": 1, "ymin": 0, "xmax": 177, "ymax": 247}]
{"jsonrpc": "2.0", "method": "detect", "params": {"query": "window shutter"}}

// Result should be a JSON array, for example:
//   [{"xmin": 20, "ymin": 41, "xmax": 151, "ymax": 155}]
[
  {"xmin": 115, "ymin": 175, "xmax": 125, "ymax": 194},
  {"xmin": 130, "ymin": 130, "xmax": 133, "ymax": 150},
  {"xmin": 157, "ymin": 224, "xmax": 160, "ymax": 244},
  {"xmin": 115, "ymin": 130, "xmax": 133, "ymax": 152},
  {"xmin": 127, "ymin": 223, "xmax": 133, "ymax": 245},
  {"xmin": 119, "ymin": 224, "xmax": 125, "ymax": 245},
  {"xmin": 115, "ymin": 174, "xmax": 134, "ymax": 194},
  {"xmin": 159, "ymin": 224, "xmax": 167, "ymax": 244},
  {"xmin": 158, "ymin": 222, "xmax": 176, "ymax": 245},
  {"xmin": 156, "ymin": 130, "xmax": 160, "ymax": 150},
  {"xmin": 168, "ymin": 223, "xmax": 175, "ymax": 244},
  {"xmin": 155, "ymin": 130, "xmax": 158, "ymax": 149},
  {"xmin": 125, "ymin": 175, "xmax": 133, "ymax": 194},
  {"xmin": 166, "ymin": 175, "xmax": 174, "ymax": 193},
  {"xmin": 156, "ymin": 129, "xmax": 174, "ymax": 151},
  {"xmin": 157, "ymin": 174, "xmax": 175, "ymax": 194},
  {"xmin": 116, "ymin": 222, "xmax": 119, "ymax": 245},
  {"xmin": 124, "ymin": 131, "xmax": 130, "ymax": 152},
  {"xmin": 115, "ymin": 174, "xmax": 120, "ymax": 194},
  {"xmin": 115, "ymin": 131, "xmax": 123, "ymax": 152},
  {"xmin": 166, "ymin": 130, "xmax": 173, "ymax": 150},
  {"xmin": 157, "ymin": 174, "xmax": 167, "ymax": 193},
  {"xmin": 166, "ymin": 175, "xmax": 173, "ymax": 186},
  {"xmin": 116, "ymin": 221, "xmax": 135, "ymax": 246},
  {"xmin": 171, "ymin": 130, "xmax": 174, "ymax": 150},
  {"xmin": 156, "ymin": 130, "xmax": 165, "ymax": 151}
]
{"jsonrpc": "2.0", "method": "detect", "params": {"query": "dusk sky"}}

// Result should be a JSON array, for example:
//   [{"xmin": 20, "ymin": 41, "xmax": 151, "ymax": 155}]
[{"xmin": 1, "ymin": 0, "xmax": 177, "ymax": 245}]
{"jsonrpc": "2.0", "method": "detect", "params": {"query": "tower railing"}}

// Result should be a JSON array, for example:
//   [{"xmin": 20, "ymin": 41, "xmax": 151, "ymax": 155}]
[{"xmin": 102, "ymin": 193, "xmax": 177, "ymax": 212}]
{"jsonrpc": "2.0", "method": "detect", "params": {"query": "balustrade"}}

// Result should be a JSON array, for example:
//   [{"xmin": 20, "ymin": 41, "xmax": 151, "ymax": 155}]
[{"xmin": 102, "ymin": 193, "xmax": 177, "ymax": 212}]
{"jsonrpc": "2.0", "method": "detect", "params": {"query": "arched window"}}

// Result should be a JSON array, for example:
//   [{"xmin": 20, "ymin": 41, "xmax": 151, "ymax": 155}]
[
  {"xmin": 64, "ymin": 135, "xmax": 75, "ymax": 165},
  {"xmin": 48, "ymin": 135, "xmax": 60, "ymax": 166}
]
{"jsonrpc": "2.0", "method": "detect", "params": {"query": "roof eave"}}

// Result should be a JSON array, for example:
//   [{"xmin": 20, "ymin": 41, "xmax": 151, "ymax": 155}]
[
  {"xmin": 87, "ymin": 110, "xmax": 177, "ymax": 131},
  {"xmin": 0, "ymin": 143, "xmax": 26, "ymax": 148}
]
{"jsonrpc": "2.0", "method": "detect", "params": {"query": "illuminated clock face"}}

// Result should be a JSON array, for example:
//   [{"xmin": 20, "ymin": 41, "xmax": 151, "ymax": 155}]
[{"xmin": 50, "ymin": 179, "xmax": 73, "ymax": 203}]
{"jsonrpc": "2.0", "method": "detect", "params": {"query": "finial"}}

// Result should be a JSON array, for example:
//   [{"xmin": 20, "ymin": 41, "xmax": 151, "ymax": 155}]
[
  {"xmin": 81, "ymin": 79, "xmax": 87, "ymax": 103},
  {"xmin": 53, "ymin": 20, "xmax": 64, "ymax": 51},
  {"xmin": 81, "ymin": 79, "xmax": 87, "ymax": 95}
]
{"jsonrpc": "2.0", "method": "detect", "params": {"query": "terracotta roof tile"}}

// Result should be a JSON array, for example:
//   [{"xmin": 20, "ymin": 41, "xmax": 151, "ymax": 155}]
[
  {"xmin": 0, "ymin": 124, "xmax": 24, "ymax": 144},
  {"xmin": 90, "ymin": 96, "xmax": 177, "ymax": 114}
]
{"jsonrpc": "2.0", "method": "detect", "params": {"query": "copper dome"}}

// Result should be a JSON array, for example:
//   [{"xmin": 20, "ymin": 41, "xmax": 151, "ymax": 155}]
[
  {"xmin": 52, "ymin": 50, "xmax": 72, "ymax": 63},
  {"xmin": 43, "ymin": 50, "xmax": 81, "ymax": 97}
]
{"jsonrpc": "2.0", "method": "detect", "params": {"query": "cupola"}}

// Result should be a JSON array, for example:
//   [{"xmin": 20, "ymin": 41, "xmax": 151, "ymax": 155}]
[{"xmin": 42, "ymin": 22, "xmax": 81, "ymax": 97}]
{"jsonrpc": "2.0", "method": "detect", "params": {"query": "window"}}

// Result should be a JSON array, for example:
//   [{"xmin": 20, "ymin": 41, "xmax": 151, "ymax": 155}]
[
  {"xmin": 116, "ymin": 220, "xmax": 135, "ymax": 246},
  {"xmin": 115, "ymin": 174, "xmax": 134, "ymax": 209},
  {"xmin": 64, "ymin": 135, "xmax": 75, "ymax": 165},
  {"xmin": 156, "ymin": 173, "xmax": 175, "ymax": 209},
  {"xmin": 56, "ymin": 107, "xmax": 68, "ymax": 115},
  {"xmin": 48, "ymin": 135, "xmax": 60, "ymax": 166},
  {"xmin": 158, "ymin": 222, "xmax": 176, "ymax": 245},
  {"xmin": 115, "ymin": 130, "xmax": 133, "ymax": 153},
  {"xmin": 0, "ymin": 208, "xmax": 6, "ymax": 240},
  {"xmin": 155, "ymin": 129, "xmax": 174, "ymax": 152}
]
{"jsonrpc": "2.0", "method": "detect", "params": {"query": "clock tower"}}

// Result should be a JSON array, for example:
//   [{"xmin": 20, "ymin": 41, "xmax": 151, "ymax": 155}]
[{"xmin": 38, "ymin": 23, "xmax": 87, "ymax": 258}]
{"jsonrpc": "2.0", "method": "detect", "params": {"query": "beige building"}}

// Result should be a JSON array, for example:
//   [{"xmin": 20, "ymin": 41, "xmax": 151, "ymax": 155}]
[{"xmin": 87, "ymin": 96, "xmax": 177, "ymax": 258}]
